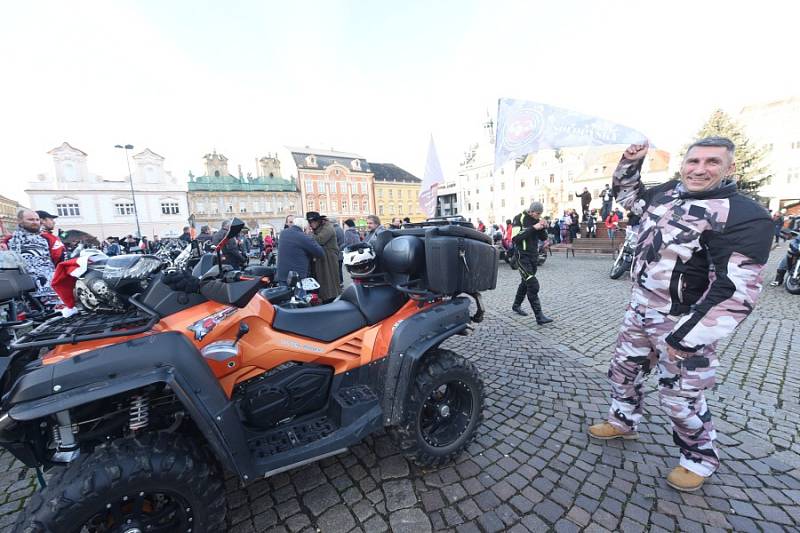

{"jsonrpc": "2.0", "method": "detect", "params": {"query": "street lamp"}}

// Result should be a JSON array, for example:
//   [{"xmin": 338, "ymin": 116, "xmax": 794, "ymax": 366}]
[{"xmin": 114, "ymin": 144, "xmax": 142, "ymax": 238}]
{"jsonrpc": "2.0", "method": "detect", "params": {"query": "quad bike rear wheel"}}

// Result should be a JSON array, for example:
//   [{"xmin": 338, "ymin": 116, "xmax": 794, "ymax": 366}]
[
  {"xmin": 15, "ymin": 432, "xmax": 226, "ymax": 533},
  {"xmin": 390, "ymin": 349, "xmax": 484, "ymax": 468}
]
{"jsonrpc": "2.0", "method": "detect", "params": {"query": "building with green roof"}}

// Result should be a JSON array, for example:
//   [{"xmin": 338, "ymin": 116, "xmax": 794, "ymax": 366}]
[{"xmin": 187, "ymin": 151, "xmax": 300, "ymax": 234}]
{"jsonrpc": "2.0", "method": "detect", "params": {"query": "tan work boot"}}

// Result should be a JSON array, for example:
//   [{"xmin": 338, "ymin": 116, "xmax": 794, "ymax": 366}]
[
  {"xmin": 666, "ymin": 466, "xmax": 705, "ymax": 492},
  {"xmin": 588, "ymin": 422, "xmax": 638, "ymax": 440}
]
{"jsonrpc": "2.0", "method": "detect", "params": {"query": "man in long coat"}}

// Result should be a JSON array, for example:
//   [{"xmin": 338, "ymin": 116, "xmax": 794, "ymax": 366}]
[{"xmin": 306, "ymin": 212, "xmax": 342, "ymax": 302}]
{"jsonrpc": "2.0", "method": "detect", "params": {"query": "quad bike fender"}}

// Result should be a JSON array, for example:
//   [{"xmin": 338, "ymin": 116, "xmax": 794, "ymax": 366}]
[
  {"xmin": 0, "ymin": 332, "xmax": 254, "ymax": 479},
  {"xmin": 382, "ymin": 297, "xmax": 471, "ymax": 425}
]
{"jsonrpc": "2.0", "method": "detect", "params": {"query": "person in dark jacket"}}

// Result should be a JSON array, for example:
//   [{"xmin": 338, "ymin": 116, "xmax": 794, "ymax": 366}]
[
  {"xmin": 333, "ymin": 221, "xmax": 345, "ymax": 284},
  {"xmin": 575, "ymin": 187, "xmax": 592, "ymax": 219},
  {"xmin": 510, "ymin": 202, "xmax": 552, "ymax": 325},
  {"xmin": 212, "ymin": 220, "xmax": 246, "ymax": 269},
  {"xmin": 307, "ymin": 212, "xmax": 341, "ymax": 302},
  {"xmin": 179, "ymin": 226, "xmax": 192, "ymax": 243},
  {"xmin": 196, "ymin": 225, "xmax": 213, "ymax": 249},
  {"xmin": 343, "ymin": 219, "xmax": 361, "ymax": 247},
  {"xmin": 276, "ymin": 219, "xmax": 323, "ymax": 284}
]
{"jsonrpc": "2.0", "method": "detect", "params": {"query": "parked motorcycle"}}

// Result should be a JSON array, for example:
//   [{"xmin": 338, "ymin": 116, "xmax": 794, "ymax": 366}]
[
  {"xmin": 610, "ymin": 226, "xmax": 638, "ymax": 279},
  {"xmin": 2, "ymin": 218, "xmax": 495, "ymax": 532}
]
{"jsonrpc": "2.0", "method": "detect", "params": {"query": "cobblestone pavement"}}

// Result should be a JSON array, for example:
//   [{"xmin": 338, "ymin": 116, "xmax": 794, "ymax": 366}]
[{"xmin": 1, "ymin": 248, "xmax": 798, "ymax": 532}]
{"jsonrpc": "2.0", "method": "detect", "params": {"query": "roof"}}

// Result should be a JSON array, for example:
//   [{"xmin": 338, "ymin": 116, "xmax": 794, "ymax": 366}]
[
  {"xmin": 132, "ymin": 148, "xmax": 165, "ymax": 160},
  {"xmin": 740, "ymin": 96, "xmax": 800, "ymax": 115},
  {"xmin": 369, "ymin": 163, "xmax": 421, "ymax": 183},
  {"xmin": 287, "ymin": 146, "xmax": 371, "ymax": 172},
  {"xmin": 286, "ymin": 146, "xmax": 364, "ymax": 159},
  {"xmin": 189, "ymin": 174, "xmax": 297, "ymax": 192},
  {"xmin": 47, "ymin": 142, "xmax": 87, "ymax": 156}
]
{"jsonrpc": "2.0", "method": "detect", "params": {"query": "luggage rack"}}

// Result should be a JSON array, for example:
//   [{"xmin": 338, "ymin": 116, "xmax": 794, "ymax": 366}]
[{"xmin": 11, "ymin": 295, "xmax": 159, "ymax": 349}]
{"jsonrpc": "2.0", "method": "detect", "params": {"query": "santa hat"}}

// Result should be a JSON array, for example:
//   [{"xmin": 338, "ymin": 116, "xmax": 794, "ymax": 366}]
[{"xmin": 51, "ymin": 254, "xmax": 95, "ymax": 308}]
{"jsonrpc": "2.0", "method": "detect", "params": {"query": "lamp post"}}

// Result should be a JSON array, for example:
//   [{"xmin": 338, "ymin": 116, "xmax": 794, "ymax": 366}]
[{"xmin": 114, "ymin": 144, "xmax": 142, "ymax": 238}]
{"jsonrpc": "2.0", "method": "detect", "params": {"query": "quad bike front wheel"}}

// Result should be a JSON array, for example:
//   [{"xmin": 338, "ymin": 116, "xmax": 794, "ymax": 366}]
[
  {"xmin": 15, "ymin": 433, "xmax": 226, "ymax": 533},
  {"xmin": 390, "ymin": 349, "xmax": 484, "ymax": 468}
]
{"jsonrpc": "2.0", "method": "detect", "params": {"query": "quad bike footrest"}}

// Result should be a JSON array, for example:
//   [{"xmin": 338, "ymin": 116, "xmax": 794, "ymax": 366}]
[
  {"xmin": 248, "ymin": 385, "xmax": 383, "ymax": 476},
  {"xmin": 249, "ymin": 416, "xmax": 337, "ymax": 458}
]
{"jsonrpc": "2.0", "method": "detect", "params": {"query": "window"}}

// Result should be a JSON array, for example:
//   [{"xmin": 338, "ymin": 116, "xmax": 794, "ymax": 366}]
[
  {"xmin": 389, "ymin": 190, "xmax": 393, "ymax": 198},
  {"xmin": 501, "ymin": 199, "xmax": 506, "ymax": 207},
  {"xmin": 360, "ymin": 183, "xmax": 366, "ymax": 194},
  {"xmin": 196, "ymin": 202, "xmax": 205, "ymax": 214},
  {"xmin": 788, "ymin": 168, "xmax": 800, "ymax": 183},
  {"xmin": 307, "ymin": 199, "xmax": 315, "ymax": 211},
  {"xmin": 520, "ymin": 181, "xmax": 525, "ymax": 188},
  {"xmin": 305, "ymin": 180, "xmax": 314, "ymax": 193},
  {"xmin": 549, "ymin": 174, "xmax": 555, "ymax": 184},
  {"xmin": 500, "ymin": 183, "xmax": 505, "ymax": 190},
  {"xmin": 239, "ymin": 202, "xmax": 247, "ymax": 213},
  {"xmin": 407, "ymin": 203, "xmax": 412, "ymax": 214},
  {"xmin": 226, "ymin": 205, "xmax": 233, "ymax": 213},
  {"xmin": 379, "ymin": 205, "xmax": 384, "ymax": 216},
  {"xmin": 161, "ymin": 201, "xmax": 180, "ymax": 215},
  {"xmin": 56, "ymin": 202, "xmax": 80, "ymax": 217},
  {"xmin": 568, "ymin": 194, "xmax": 574, "ymax": 202},
  {"xmin": 476, "ymin": 202, "xmax": 480, "ymax": 210},
  {"xmin": 362, "ymin": 201, "xmax": 368, "ymax": 211},
  {"xmin": 115, "ymin": 202, "xmax": 135, "ymax": 215},
  {"xmin": 520, "ymin": 197, "xmax": 525, "ymax": 205},
  {"xmin": 341, "ymin": 200, "xmax": 348, "ymax": 211},
  {"xmin": 378, "ymin": 189, "xmax": 384, "ymax": 198},
  {"xmin": 320, "ymin": 200, "xmax": 327, "ymax": 212},
  {"xmin": 265, "ymin": 200, "xmax": 272, "ymax": 212}
]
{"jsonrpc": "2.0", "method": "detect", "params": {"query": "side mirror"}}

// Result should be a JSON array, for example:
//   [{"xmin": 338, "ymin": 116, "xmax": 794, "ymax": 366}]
[{"xmin": 287, "ymin": 271, "xmax": 300, "ymax": 289}]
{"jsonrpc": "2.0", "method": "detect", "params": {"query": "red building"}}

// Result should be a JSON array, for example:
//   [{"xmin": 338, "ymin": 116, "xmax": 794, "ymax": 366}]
[{"xmin": 287, "ymin": 148, "xmax": 375, "ymax": 224}]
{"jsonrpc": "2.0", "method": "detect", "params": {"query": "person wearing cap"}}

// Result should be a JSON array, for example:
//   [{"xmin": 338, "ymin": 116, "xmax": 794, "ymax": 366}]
[
  {"xmin": 35, "ymin": 210, "xmax": 66, "ymax": 264},
  {"xmin": 306, "ymin": 211, "xmax": 341, "ymax": 302},
  {"xmin": 5, "ymin": 209, "xmax": 62, "ymax": 305},
  {"xmin": 510, "ymin": 202, "xmax": 553, "ymax": 325}
]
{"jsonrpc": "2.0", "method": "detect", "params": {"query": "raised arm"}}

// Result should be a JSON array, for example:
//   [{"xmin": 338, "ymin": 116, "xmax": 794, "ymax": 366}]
[{"xmin": 612, "ymin": 142, "xmax": 648, "ymax": 212}]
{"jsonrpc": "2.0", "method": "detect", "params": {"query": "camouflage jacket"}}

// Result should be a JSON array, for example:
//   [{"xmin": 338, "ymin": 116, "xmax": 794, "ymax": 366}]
[{"xmin": 613, "ymin": 156, "xmax": 772, "ymax": 353}]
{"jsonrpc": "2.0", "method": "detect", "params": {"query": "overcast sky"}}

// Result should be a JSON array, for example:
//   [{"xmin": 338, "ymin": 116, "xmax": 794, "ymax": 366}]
[{"xmin": 2, "ymin": 0, "xmax": 798, "ymax": 203}]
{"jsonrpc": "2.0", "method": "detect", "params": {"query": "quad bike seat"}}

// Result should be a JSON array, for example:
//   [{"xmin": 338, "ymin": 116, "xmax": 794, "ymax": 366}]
[
  {"xmin": 340, "ymin": 284, "xmax": 406, "ymax": 325},
  {"xmin": 272, "ymin": 300, "xmax": 366, "ymax": 342}
]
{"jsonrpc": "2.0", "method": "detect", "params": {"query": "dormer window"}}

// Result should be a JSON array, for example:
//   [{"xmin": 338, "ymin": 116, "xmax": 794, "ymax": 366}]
[
  {"xmin": 351, "ymin": 159, "xmax": 361, "ymax": 171},
  {"xmin": 214, "ymin": 170, "xmax": 220, "ymax": 177},
  {"xmin": 305, "ymin": 155, "xmax": 317, "ymax": 167}
]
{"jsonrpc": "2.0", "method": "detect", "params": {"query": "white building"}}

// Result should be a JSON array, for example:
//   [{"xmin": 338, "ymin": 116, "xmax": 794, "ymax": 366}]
[
  {"xmin": 737, "ymin": 97, "xmax": 800, "ymax": 212},
  {"xmin": 26, "ymin": 142, "xmax": 189, "ymax": 239},
  {"xmin": 438, "ymin": 119, "xmax": 671, "ymax": 224}
]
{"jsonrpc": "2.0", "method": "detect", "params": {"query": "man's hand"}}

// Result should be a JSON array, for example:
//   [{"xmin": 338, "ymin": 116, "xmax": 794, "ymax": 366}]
[
  {"xmin": 623, "ymin": 141, "xmax": 649, "ymax": 161},
  {"xmin": 666, "ymin": 345, "xmax": 692, "ymax": 363}
]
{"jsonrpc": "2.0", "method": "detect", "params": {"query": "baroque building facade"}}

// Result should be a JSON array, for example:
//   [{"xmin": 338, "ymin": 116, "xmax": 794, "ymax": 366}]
[
  {"xmin": 283, "ymin": 147, "xmax": 375, "ymax": 225},
  {"xmin": 26, "ymin": 142, "xmax": 188, "ymax": 239},
  {"xmin": 187, "ymin": 151, "xmax": 300, "ymax": 234}
]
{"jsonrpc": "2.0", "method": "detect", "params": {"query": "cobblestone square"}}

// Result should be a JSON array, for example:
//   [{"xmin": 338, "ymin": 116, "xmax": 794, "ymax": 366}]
[{"xmin": 1, "ymin": 248, "xmax": 798, "ymax": 532}]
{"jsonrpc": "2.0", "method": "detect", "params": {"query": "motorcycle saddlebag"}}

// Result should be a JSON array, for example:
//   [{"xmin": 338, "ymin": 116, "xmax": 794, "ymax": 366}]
[{"xmin": 423, "ymin": 226, "xmax": 498, "ymax": 295}]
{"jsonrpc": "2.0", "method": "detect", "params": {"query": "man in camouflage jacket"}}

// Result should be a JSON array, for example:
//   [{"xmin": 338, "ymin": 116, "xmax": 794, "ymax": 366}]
[{"xmin": 589, "ymin": 137, "xmax": 773, "ymax": 491}]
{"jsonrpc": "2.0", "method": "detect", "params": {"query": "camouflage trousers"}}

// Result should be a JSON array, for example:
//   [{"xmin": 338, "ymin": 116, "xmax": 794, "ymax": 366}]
[{"xmin": 607, "ymin": 304, "xmax": 720, "ymax": 477}]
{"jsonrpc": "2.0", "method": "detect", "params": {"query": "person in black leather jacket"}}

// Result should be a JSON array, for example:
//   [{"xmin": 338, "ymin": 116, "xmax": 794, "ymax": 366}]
[
  {"xmin": 510, "ymin": 201, "xmax": 553, "ymax": 325},
  {"xmin": 212, "ymin": 220, "xmax": 246, "ymax": 269}
]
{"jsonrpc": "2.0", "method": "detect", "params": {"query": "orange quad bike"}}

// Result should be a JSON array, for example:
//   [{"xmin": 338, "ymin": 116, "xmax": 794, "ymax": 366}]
[{"xmin": 1, "ymin": 218, "xmax": 498, "ymax": 533}]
